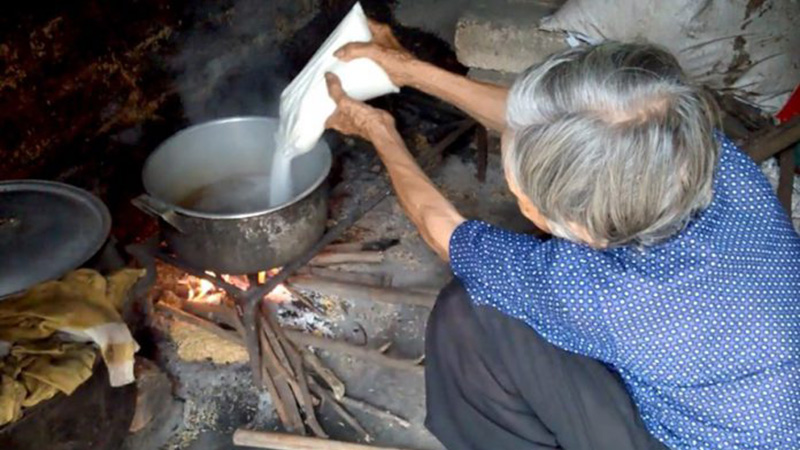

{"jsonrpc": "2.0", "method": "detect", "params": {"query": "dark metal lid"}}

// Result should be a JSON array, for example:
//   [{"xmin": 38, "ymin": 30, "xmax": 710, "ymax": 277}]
[{"xmin": 0, "ymin": 180, "xmax": 111, "ymax": 298}]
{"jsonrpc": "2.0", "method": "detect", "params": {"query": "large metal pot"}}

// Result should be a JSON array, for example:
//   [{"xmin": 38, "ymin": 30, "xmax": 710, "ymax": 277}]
[{"xmin": 135, "ymin": 117, "xmax": 332, "ymax": 274}]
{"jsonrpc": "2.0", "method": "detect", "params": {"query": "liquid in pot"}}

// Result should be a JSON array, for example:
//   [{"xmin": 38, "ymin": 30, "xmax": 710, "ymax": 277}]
[{"xmin": 180, "ymin": 173, "xmax": 293, "ymax": 214}]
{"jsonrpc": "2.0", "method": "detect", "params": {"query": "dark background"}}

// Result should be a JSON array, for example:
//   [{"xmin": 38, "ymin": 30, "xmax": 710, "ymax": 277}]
[{"xmin": 0, "ymin": 0, "xmax": 465, "ymax": 245}]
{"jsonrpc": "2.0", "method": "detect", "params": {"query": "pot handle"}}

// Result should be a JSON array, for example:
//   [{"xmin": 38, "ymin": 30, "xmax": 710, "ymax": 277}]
[{"xmin": 131, "ymin": 195, "xmax": 185, "ymax": 233}]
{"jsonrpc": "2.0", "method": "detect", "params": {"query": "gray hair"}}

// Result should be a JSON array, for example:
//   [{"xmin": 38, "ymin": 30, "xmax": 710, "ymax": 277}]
[{"xmin": 505, "ymin": 42, "xmax": 720, "ymax": 247}]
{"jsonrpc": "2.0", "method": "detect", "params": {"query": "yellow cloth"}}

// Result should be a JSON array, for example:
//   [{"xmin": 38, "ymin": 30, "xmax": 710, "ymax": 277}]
[{"xmin": 0, "ymin": 269, "xmax": 143, "ymax": 426}]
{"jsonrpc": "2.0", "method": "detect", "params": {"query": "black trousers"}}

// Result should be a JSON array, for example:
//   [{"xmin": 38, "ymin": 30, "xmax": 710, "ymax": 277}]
[{"xmin": 424, "ymin": 279, "xmax": 668, "ymax": 450}]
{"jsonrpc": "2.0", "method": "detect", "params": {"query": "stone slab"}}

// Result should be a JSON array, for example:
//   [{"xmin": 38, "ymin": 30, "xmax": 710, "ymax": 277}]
[{"xmin": 455, "ymin": 1, "xmax": 568, "ymax": 73}]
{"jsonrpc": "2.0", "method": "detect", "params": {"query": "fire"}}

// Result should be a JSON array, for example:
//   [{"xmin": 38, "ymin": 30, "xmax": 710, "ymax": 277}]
[
  {"xmin": 179, "ymin": 271, "xmax": 225, "ymax": 304},
  {"xmin": 268, "ymin": 282, "xmax": 294, "ymax": 303},
  {"xmin": 179, "ymin": 268, "xmax": 292, "ymax": 304}
]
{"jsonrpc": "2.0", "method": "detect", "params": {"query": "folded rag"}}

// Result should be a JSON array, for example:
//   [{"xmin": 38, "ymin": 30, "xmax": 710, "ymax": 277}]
[{"xmin": 0, "ymin": 268, "xmax": 143, "ymax": 426}]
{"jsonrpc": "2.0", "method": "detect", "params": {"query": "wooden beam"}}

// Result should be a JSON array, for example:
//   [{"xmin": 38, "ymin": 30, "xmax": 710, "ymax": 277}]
[
  {"xmin": 778, "ymin": 147, "xmax": 795, "ymax": 215},
  {"xmin": 745, "ymin": 116, "xmax": 800, "ymax": 162},
  {"xmin": 233, "ymin": 430, "xmax": 408, "ymax": 450}
]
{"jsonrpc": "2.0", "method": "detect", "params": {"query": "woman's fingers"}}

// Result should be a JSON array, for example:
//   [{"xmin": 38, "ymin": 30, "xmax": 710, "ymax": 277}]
[
  {"xmin": 366, "ymin": 19, "xmax": 392, "ymax": 40},
  {"xmin": 324, "ymin": 72, "xmax": 354, "ymax": 133},
  {"xmin": 366, "ymin": 20, "xmax": 403, "ymax": 50},
  {"xmin": 366, "ymin": 19, "xmax": 384, "ymax": 35},
  {"xmin": 324, "ymin": 72, "xmax": 346, "ymax": 103},
  {"xmin": 334, "ymin": 41, "xmax": 372, "ymax": 61}
]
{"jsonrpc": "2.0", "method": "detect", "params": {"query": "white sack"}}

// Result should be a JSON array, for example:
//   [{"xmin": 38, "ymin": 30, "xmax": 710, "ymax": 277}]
[
  {"xmin": 278, "ymin": 2, "xmax": 399, "ymax": 155},
  {"xmin": 540, "ymin": 0, "xmax": 800, "ymax": 113}
]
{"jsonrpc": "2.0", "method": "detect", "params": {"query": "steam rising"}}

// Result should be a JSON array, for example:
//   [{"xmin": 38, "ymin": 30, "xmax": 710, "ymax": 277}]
[{"xmin": 170, "ymin": 0, "xmax": 317, "ymax": 124}]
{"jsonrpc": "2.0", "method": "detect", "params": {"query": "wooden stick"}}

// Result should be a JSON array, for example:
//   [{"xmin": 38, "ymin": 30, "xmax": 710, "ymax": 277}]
[
  {"xmin": 285, "ymin": 331, "xmax": 424, "ymax": 375},
  {"xmin": 300, "ymin": 348, "xmax": 346, "ymax": 400},
  {"xmin": 308, "ymin": 379, "xmax": 371, "ymax": 442},
  {"xmin": 156, "ymin": 302, "xmax": 242, "ymax": 343},
  {"xmin": 778, "ymin": 147, "xmax": 795, "ymax": 215},
  {"xmin": 419, "ymin": 119, "xmax": 477, "ymax": 171},
  {"xmin": 233, "ymin": 429, "xmax": 408, "ymax": 450},
  {"xmin": 295, "ymin": 267, "xmax": 391, "ymax": 287},
  {"xmin": 745, "ymin": 116, "xmax": 800, "ymax": 162},
  {"xmin": 281, "ymin": 333, "xmax": 328, "ymax": 438},
  {"xmin": 259, "ymin": 313, "xmax": 297, "ymax": 380},
  {"xmin": 181, "ymin": 301, "xmax": 240, "ymax": 331},
  {"xmin": 289, "ymin": 276, "xmax": 435, "ymax": 308},
  {"xmin": 310, "ymin": 251, "xmax": 385, "ymax": 266},
  {"xmin": 323, "ymin": 242, "xmax": 364, "ymax": 253},
  {"xmin": 258, "ymin": 320, "xmax": 305, "ymax": 434},
  {"xmin": 242, "ymin": 300, "xmax": 266, "ymax": 388},
  {"xmin": 324, "ymin": 239, "xmax": 400, "ymax": 253},
  {"xmin": 475, "ymin": 124, "xmax": 488, "ymax": 182},
  {"xmin": 257, "ymin": 343, "xmax": 290, "ymax": 436},
  {"xmin": 337, "ymin": 396, "xmax": 411, "ymax": 429}
]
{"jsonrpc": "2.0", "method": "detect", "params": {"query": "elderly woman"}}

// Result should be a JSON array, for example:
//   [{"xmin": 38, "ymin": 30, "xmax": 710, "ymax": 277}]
[{"xmin": 324, "ymin": 22, "xmax": 800, "ymax": 450}]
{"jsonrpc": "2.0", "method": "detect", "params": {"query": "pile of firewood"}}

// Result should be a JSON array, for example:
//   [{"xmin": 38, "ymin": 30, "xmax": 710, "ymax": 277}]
[{"xmin": 151, "ymin": 240, "xmax": 435, "ymax": 449}]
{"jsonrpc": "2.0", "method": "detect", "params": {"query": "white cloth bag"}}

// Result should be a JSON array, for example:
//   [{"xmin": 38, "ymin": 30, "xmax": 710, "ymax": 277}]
[
  {"xmin": 540, "ymin": 0, "xmax": 800, "ymax": 113},
  {"xmin": 277, "ymin": 2, "xmax": 400, "ymax": 155}
]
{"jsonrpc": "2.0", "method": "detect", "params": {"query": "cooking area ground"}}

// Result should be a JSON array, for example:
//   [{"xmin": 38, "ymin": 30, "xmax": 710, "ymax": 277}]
[{"xmin": 121, "ymin": 146, "xmax": 528, "ymax": 450}]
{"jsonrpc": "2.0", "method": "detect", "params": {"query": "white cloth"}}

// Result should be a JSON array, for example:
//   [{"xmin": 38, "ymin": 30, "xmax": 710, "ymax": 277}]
[
  {"xmin": 278, "ymin": 2, "xmax": 399, "ymax": 156},
  {"xmin": 541, "ymin": 0, "xmax": 800, "ymax": 113}
]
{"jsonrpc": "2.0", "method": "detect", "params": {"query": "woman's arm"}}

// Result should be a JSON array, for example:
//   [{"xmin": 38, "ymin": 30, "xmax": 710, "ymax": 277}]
[
  {"xmin": 404, "ymin": 61, "xmax": 508, "ymax": 132},
  {"xmin": 335, "ymin": 21, "xmax": 509, "ymax": 133},
  {"xmin": 325, "ymin": 73, "xmax": 464, "ymax": 260}
]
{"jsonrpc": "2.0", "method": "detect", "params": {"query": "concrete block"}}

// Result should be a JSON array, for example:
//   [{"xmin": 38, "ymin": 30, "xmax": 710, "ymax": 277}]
[
  {"xmin": 395, "ymin": 0, "xmax": 474, "ymax": 45},
  {"xmin": 455, "ymin": 1, "xmax": 568, "ymax": 73}
]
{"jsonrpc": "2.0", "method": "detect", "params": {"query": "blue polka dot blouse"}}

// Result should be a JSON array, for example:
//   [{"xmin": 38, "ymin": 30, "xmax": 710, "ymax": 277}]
[{"xmin": 449, "ymin": 136, "xmax": 800, "ymax": 449}]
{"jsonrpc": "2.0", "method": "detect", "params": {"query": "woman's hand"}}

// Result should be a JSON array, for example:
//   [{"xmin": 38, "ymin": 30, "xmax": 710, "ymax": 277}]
[
  {"xmin": 334, "ymin": 20, "xmax": 416, "ymax": 87},
  {"xmin": 324, "ymin": 72, "xmax": 395, "ymax": 141},
  {"xmin": 325, "ymin": 76, "xmax": 464, "ymax": 262}
]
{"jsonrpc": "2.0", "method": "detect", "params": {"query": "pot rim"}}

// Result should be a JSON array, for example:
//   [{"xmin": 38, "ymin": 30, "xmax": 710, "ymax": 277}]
[{"xmin": 142, "ymin": 116, "xmax": 332, "ymax": 220}]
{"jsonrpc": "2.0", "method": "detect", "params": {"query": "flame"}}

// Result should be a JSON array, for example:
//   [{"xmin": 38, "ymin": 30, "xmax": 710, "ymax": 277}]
[
  {"xmin": 179, "ymin": 268, "xmax": 291, "ymax": 304},
  {"xmin": 268, "ymin": 283, "xmax": 293, "ymax": 303}
]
